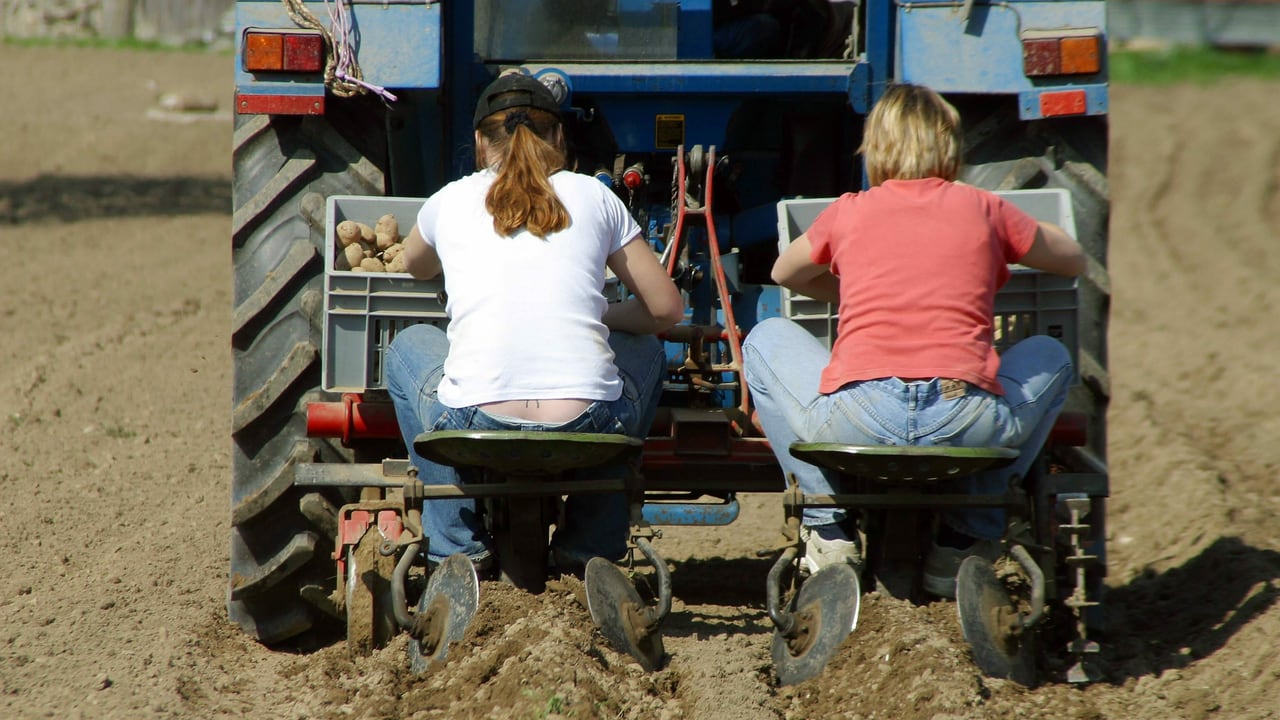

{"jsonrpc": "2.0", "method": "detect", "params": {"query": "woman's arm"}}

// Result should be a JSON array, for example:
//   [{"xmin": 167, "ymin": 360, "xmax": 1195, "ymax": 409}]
[
  {"xmin": 771, "ymin": 233, "xmax": 839, "ymax": 303},
  {"xmin": 604, "ymin": 236, "xmax": 685, "ymax": 334},
  {"xmin": 1019, "ymin": 222, "xmax": 1087, "ymax": 277},
  {"xmin": 401, "ymin": 224, "xmax": 444, "ymax": 280}
]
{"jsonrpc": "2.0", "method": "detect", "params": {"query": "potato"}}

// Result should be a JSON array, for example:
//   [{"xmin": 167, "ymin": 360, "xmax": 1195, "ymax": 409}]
[
  {"xmin": 375, "ymin": 231, "xmax": 397, "ymax": 252},
  {"xmin": 336, "ymin": 220, "xmax": 363, "ymax": 247},
  {"xmin": 374, "ymin": 214, "xmax": 400, "ymax": 242},
  {"xmin": 382, "ymin": 242, "xmax": 404, "ymax": 262},
  {"xmin": 341, "ymin": 242, "xmax": 366, "ymax": 270},
  {"xmin": 359, "ymin": 257, "xmax": 386, "ymax": 273},
  {"xmin": 385, "ymin": 252, "xmax": 408, "ymax": 274},
  {"xmin": 355, "ymin": 222, "xmax": 376, "ymax": 245}
]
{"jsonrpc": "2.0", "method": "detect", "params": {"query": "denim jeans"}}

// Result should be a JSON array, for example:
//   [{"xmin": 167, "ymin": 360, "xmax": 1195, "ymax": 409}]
[
  {"xmin": 742, "ymin": 316, "xmax": 1073, "ymax": 539},
  {"xmin": 384, "ymin": 323, "xmax": 666, "ymax": 564}
]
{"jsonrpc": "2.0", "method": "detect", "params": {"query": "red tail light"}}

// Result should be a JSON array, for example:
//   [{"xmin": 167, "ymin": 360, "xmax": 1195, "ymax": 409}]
[
  {"xmin": 243, "ymin": 29, "xmax": 325, "ymax": 73},
  {"xmin": 1022, "ymin": 28, "xmax": 1102, "ymax": 77}
]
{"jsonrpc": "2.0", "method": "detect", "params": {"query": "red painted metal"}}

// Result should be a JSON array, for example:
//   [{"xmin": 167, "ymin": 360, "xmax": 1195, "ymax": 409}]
[
  {"xmin": 622, "ymin": 164, "xmax": 645, "ymax": 189},
  {"xmin": 334, "ymin": 507, "xmax": 405, "ymax": 576},
  {"xmin": 1040, "ymin": 89, "xmax": 1088, "ymax": 118},
  {"xmin": 664, "ymin": 146, "xmax": 751, "ymax": 419},
  {"xmin": 235, "ymin": 93, "xmax": 324, "ymax": 116},
  {"xmin": 305, "ymin": 398, "xmax": 1087, "ymax": 449},
  {"xmin": 306, "ymin": 394, "xmax": 401, "ymax": 445}
]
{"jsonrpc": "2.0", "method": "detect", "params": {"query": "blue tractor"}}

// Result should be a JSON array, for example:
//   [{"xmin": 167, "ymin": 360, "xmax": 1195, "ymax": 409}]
[{"xmin": 231, "ymin": 0, "xmax": 1110, "ymax": 684}]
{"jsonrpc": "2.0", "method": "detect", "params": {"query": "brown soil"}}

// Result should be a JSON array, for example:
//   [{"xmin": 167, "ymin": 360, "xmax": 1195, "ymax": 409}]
[{"xmin": 2, "ymin": 44, "xmax": 1278, "ymax": 720}]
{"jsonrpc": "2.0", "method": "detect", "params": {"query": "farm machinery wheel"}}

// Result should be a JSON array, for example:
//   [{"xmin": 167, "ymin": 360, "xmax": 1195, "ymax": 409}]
[
  {"xmin": 408, "ymin": 553, "xmax": 480, "ymax": 673},
  {"xmin": 229, "ymin": 103, "xmax": 388, "ymax": 646},
  {"xmin": 344, "ymin": 524, "xmax": 400, "ymax": 655}
]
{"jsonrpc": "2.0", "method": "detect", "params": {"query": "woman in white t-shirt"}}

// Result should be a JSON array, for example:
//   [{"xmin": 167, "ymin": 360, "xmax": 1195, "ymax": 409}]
[{"xmin": 386, "ymin": 71, "xmax": 684, "ymax": 576}]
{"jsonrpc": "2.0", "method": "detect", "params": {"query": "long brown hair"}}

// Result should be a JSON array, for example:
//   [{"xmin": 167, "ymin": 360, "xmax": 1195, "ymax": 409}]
[{"xmin": 476, "ymin": 105, "xmax": 570, "ymax": 238}]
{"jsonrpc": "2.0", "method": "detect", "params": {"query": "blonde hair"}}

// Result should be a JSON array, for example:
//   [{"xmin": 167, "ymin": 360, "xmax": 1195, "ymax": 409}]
[
  {"xmin": 477, "ymin": 104, "xmax": 570, "ymax": 238},
  {"xmin": 859, "ymin": 83, "xmax": 962, "ymax": 186}
]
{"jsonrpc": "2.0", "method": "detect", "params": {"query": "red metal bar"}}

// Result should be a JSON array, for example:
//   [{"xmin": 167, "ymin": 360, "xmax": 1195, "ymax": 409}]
[
  {"xmin": 306, "ymin": 394, "xmax": 401, "ymax": 445},
  {"xmin": 696, "ymin": 147, "xmax": 750, "ymax": 419},
  {"xmin": 235, "ymin": 92, "xmax": 324, "ymax": 116},
  {"xmin": 306, "ymin": 399, "xmax": 1087, "ymax": 449}
]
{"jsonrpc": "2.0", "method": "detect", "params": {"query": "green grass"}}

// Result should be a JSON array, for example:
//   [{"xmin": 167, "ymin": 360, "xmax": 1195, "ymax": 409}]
[{"xmin": 1110, "ymin": 45, "xmax": 1280, "ymax": 85}]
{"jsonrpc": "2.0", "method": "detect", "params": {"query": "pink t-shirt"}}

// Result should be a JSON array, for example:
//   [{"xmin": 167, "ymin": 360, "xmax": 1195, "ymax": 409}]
[{"xmin": 806, "ymin": 178, "xmax": 1038, "ymax": 395}]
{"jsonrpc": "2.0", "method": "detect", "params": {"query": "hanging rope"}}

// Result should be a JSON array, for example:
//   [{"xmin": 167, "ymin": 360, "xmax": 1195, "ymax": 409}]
[{"xmin": 280, "ymin": 0, "xmax": 398, "ymax": 102}]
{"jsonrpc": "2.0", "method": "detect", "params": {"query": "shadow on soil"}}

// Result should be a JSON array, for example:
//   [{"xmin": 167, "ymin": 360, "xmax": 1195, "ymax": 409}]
[
  {"xmin": 652, "ymin": 556, "xmax": 777, "ymax": 641},
  {"xmin": 0, "ymin": 174, "xmax": 230, "ymax": 224},
  {"xmin": 1101, "ymin": 536, "xmax": 1280, "ymax": 683}
]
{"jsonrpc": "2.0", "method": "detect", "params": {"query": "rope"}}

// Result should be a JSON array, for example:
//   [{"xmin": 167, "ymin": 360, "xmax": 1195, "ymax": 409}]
[{"xmin": 280, "ymin": 0, "xmax": 397, "ymax": 102}]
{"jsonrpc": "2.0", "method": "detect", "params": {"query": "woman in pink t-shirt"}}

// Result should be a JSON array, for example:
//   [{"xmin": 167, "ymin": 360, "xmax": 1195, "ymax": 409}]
[{"xmin": 742, "ymin": 84, "xmax": 1085, "ymax": 598}]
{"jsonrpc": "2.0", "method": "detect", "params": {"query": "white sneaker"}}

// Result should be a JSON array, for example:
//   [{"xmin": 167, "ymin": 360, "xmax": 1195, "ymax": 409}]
[{"xmin": 799, "ymin": 523, "xmax": 863, "ymax": 577}]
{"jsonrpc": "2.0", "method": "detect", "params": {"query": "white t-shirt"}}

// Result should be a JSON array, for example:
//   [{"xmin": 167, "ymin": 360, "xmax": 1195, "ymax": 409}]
[{"xmin": 415, "ymin": 169, "xmax": 642, "ymax": 408}]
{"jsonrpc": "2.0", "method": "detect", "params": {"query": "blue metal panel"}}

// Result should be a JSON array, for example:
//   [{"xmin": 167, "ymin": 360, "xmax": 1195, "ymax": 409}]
[
  {"xmin": 897, "ymin": 1, "xmax": 1107, "ymax": 93},
  {"xmin": 522, "ymin": 62, "xmax": 859, "ymax": 96},
  {"xmin": 865, "ymin": 0, "xmax": 896, "ymax": 103},
  {"xmin": 676, "ymin": 0, "xmax": 714, "ymax": 58},
  {"xmin": 235, "ymin": 1, "xmax": 442, "ymax": 93},
  {"xmin": 234, "ymin": 82, "xmax": 323, "ymax": 98},
  {"xmin": 589, "ymin": 96, "xmax": 739, "ymax": 151}
]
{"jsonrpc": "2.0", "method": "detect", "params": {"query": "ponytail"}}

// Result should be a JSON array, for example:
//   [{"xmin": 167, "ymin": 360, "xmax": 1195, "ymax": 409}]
[{"xmin": 477, "ymin": 107, "xmax": 571, "ymax": 238}]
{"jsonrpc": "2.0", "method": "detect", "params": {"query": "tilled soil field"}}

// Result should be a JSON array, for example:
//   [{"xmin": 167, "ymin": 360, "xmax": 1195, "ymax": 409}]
[{"xmin": 1, "ymin": 44, "xmax": 1278, "ymax": 720}]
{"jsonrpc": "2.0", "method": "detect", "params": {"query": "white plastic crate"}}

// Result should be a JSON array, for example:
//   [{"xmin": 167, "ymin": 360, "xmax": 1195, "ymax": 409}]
[
  {"xmin": 775, "ymin": 188, "xmax": 1080, "ymax": 378},
  {"xmin": 322, "ymin": 195, "xmax": 445, "ymax": 392}
]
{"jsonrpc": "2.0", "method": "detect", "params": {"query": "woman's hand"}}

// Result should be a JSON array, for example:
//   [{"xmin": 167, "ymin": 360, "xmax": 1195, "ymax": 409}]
[{"xmin": 604, "ymin": 236, "xmax": 685, "ymax": 334}]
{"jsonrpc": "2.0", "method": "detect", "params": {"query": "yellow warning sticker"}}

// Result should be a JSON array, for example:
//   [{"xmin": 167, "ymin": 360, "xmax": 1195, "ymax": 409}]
[{"xmin": 655, "ymin": 114, "xmax": 684, "ymax": 150}]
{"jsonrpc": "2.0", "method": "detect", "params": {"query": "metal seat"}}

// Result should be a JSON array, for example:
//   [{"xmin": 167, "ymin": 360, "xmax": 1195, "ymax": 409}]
[
  {"xmin": 413, "ymin": 430, "xmax": 642, "ymax": 476},
  {"xmin": 788, "ymin": 443, "xmax": 1018, "ymax": 484}
]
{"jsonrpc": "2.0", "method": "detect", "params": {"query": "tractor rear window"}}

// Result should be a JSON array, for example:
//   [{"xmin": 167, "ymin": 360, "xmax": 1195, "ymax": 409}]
[{"xmin": 475, "ymin": 0, "xmax": 678, "ymax": 61}]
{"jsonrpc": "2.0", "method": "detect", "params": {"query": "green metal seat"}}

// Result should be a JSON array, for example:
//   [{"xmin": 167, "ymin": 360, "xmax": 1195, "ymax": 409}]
[
  {"xmin": 788, "ymin": 443, "xmax": 1018, "ymax": 484},
  {"xmin": 414, "ymin": 430, "xmax": 642, "ymax": 475}
]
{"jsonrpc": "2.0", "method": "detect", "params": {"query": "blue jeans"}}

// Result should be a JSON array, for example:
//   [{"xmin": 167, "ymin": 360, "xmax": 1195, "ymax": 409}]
[
  {"xmin": 742, "ymin": 317, "xmax": 1073, "ymax": 539},
  {"xmin": 384, "ymin": 324, "xmax": 666, "ymax": 564}
]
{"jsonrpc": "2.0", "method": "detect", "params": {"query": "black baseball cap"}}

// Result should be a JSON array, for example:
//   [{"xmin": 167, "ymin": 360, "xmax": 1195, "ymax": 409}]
[{"xmin": 473, "ymin": 72, "xmax": 562, "ymax": 129}]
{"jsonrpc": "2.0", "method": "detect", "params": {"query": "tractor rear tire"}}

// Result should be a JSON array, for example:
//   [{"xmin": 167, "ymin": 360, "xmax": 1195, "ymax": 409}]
[
  {"xmin": 229, "ymin": 106, "xmax": 387, "ymax": 646},
  {"xmin": 959, "ymin": 101, "xmax": 1110, "ymax": 636},
  {"xmin": 959, "ymin": 104, "xmax": 1110, "ymax": 464}
]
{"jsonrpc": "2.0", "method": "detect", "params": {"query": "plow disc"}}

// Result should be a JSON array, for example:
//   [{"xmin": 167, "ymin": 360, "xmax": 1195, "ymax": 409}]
[
  {"xmin": 585, "ymin": 557, "xmax": 666, "ymax": 671},
  {"xmin": 772, "ymin": 563, "xmax": 861, "ymax": 686},
  {"xmin": 956, "ymin": 556, "xmax": 1036, "ymax": 686},
  {"xmin": 408, "ymin": 553, "xmax": 480, "ymax": 673}
]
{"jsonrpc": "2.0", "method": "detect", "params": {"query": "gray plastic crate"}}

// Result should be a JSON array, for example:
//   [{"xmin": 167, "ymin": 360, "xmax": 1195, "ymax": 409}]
[
  {"xmin": 775, "ymin": 188, "xmax": 1079, "ymax": 379},
  {"xmin": 322, "ymin": 195, "xmax": 445, "ymax": 392}
]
